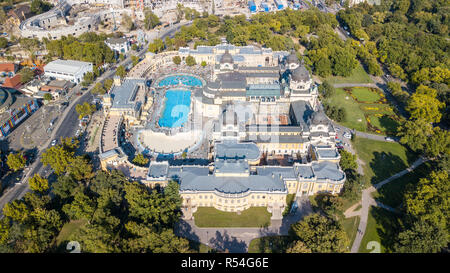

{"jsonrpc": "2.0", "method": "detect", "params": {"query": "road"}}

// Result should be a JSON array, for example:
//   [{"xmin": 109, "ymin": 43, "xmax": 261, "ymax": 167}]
[{"xmin": 0, "ymin": 22, "xmax": 191, "ymax": 217}]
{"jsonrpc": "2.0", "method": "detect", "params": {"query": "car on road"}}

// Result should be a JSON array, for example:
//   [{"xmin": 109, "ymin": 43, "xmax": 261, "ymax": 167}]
[
  {"xmin": 81, "ymin": 87, "xmax": 88, "ymax": 91},
  {"xmin": 385, "ymin": 137, "xmax": 395, "ymax": 142},
  {"xmin": 335, "ymin": 127, "xmax": 340, "ymax": 132},
  {"xmin": 51, "ymin": 139, "xmax": 57, "ymax": 146},
  {"xmin": 343, "ymin": 132, "xmax": 352, "ymax": 139}
]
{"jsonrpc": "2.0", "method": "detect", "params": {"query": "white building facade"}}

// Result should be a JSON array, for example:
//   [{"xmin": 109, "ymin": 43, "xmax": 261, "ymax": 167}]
[{"xmin": 44, "ymin": 60, "xmax": 93, "ymax": 83}]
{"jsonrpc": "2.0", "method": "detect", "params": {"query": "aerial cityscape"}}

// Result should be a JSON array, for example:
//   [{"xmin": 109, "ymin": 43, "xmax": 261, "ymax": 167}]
[{"xmin": 0, "ymin": 0, "xmax": 448, "ymax": 258}]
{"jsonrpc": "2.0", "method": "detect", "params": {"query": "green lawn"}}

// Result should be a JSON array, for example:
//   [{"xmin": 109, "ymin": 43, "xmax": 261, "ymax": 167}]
[
  {"xmin": 248, "ymin": 235, "xmax": 292, "ymax": 253},
  {"xmin": 351, "ymin": 87, "xmax": 381, "ymax": 103},
  {"xmin": 193, "ymin": 207, "xmax": 272, "ymax": 228},
  {"xmin": 372, "ymin": 162, "xmax": 433, "ymax": 209},
  {"xmin": 322, "ymin": 64, "xmax": 373, "ymax": 84},
  {"xmin": 341, "ymin": 216, "xmax": 360, "ymax": 248},
  {"xmin": 54, "ymin": 219, "xmax": 88, "ymax": 252},
  {"xmin": 325, "ymin": 88, "xmax": 367, "ymax": 132},
  {"xmin": 367, "ymin": 114, "xmax": 400, "ymax": 135},
  {"xmin": 352, "ymin": 137, "xmax": 417, "ymax": 186},
  {"xmin": 359, "ymin": 207, "xmax": 401, "ymax": 253}
]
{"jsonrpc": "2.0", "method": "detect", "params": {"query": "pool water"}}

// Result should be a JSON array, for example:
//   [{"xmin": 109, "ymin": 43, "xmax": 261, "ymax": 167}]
[
  {"xmin": 158, "ymin": 75, "xmax": 202, "ymax": 87},
  {"xmin": 158, "ymin": 90, "xmax": 191, "ymax": 128}
]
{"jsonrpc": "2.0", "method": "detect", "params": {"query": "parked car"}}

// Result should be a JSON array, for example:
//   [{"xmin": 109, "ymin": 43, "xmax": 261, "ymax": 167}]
[
  {"xmin": 51, "ymin": 139, "xmax": 57, "ymax": 146},
  {"xmin": 385, "ymin": 137, "xmax": 395, "ymax": 142},
  {"xmin": 343, "ymin": 132, "xmax": 352, "ymax": 139}
]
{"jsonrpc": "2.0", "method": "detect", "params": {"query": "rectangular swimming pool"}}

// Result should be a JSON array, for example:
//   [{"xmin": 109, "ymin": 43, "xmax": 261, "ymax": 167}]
[{"xmin": 158, "ymin": 90, "xmax": 191, "ymax": 128}]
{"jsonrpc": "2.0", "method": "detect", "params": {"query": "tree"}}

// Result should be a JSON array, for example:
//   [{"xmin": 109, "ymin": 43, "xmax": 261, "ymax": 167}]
[
  {"xmin": 115, "ymin": 65, "xmax": 126, "ymax": 79},
  {"xmin": 318, "ymin": 81, "xmax": 335, "ymax": 99},
  {"xmin": 286, "ymin": 240, "xmax": 312, "ymax": 253},
  {"xmin": 148, "ymin": 39, "xmax": 164, "ymax": 53},
  {"xmin": 41, "ymin": 145, "xmax": 74, "ymax": 175},
  {"xmin": 406, "ymin": 85, "xmax": 445, "ymax": 123},
  {"xmin": 387, "ymin": 81, "xmax": 409, "ymax": 103},
  {"xmin": 201, "ymin": 61, "xmax": 207, "ymax": 67},
  {"xmin": 315, "ymin": 193, "xmax": 343, "ymax": 217},
  {"xmin": 131, "ymin": 55, "xmax": 139, "ymax": 67},
  {"xmin": 104, "ymin": 78, "xmax": 114, "ymax": 91},
  {"xmin": 290, "ymin": 213, "xmax": 349, "ymax": 253},
  {"xmin": 397, "ymin": 119, "xmax": 433, "ymax": 152},
  {"xmin": 29, "ymin": 174, "xmax": 49, "ymax": 194},
  {"xmin": 185, "ymin": 55, "xmax": 196, "ymax": 66},
  {"xmin": 394, "ymin": 221, "xmax": 448, "ymax": 253},
  {"xmin": 144, "ymin": 9, "xmax": 160, "ymax": 30},
  {"xmin": 51, "ymin": 175, "xmax": 78, "ymax": 200},
  {"xmin": 67, "ymin": 156, "xmax": 94, "ymax": 181},
  {"xmin": 404, "ymin": 171, "xmax": 449, "ymax": 230},
  {"xmin": 62, "ymin": 190, "xmax": 96, "ymax": 221},
  {"xmin": 92, "ymin": 82, "xmax": 106, "ymax": 95},
  {"xmin": 43, "ymin": 93, "xmax": 53, "ymax": 101},
  {"xmin": 339, "ymin": 150, "xmax": 357, "ymax": 171},
  {"xmin": 424, "ymin": 127, "xmax": 450, "ymax": 158},
  {"xmin": 172, "ymin": 56, "xmax": 181, "ymax": 65},
  {"xmin": 132, "ymin": 154, "xmax": 149, "ymax": 167},
  {"xmin": 18, "ymin": 68, "xmax": 34, "ymax": 84},
  {"xmin": 7, "ymin": 152, "xmax": 26, "ymax": 172},
  {"xmin": 0, "ymin": 37, "xmax": 7, "ymax": 49},
  {"xmin": 121, "ymin": 13, "xmax": 134, "ymax": 31},
  {"xmin": 31, "ymin": 0, "xmax": 52, "ymax": 15},
  {"xmin": 75, "ymin": 102, "xmax": 96, "ymax": 119},
  {"xmin": 81, "ymin": 72, "xmax": 95, "ymax": 87}
]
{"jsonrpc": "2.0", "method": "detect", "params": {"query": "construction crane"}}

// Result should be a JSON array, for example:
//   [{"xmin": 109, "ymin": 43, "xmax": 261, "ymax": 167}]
[{"xmin": 110, "ymin": 8, "xmax": 117, "ymax": 31}]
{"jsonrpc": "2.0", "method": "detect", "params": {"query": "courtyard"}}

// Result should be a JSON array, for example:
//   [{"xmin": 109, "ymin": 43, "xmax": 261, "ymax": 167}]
[{"xmin": 193, "ymin": 207, "xmax": 272, "ymax": 228}]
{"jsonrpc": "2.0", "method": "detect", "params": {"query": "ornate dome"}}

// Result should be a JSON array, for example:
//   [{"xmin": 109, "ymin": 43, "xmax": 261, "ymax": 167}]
[
  {"xmin": 291, "ymin": 65, "xmax": 310, "ymax": 82},
  {"xmin": 286, "ymin": 50, "xmax": 299, "ymax": 64},
  {"xmin": 310, "ymin": 110, "xmax": 329, "ymax": 125},
  {"xmin": 220, "ymin": 49, "xmax": 234, "ymax": 64}
]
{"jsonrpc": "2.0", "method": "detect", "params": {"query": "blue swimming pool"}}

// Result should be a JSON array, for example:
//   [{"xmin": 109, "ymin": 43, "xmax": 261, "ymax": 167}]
[
  {"xmin": 158, "ymin": 75, "xmax": 203, "ymax": 87},
  {"xmin": 158, "ymin": 90, "xmax": 191, "ymax": 128}
]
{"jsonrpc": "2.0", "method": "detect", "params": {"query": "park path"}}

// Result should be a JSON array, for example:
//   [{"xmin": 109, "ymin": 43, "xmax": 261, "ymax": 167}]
[
  {"xmin": 350, "ymin": 157, "xmax": 427, "ymax": 253},
  {"xmin": 175, "ymin": 196, "xmax": 313, "ymax": 253}
]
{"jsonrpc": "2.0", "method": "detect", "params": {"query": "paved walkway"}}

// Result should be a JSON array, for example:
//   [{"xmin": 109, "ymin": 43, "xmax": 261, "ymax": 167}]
[
  {"xmin": 175, "ymin": 197, "xmax": 313, "ymax": 253},
  {"xmin": 350, "ymin": 157, "xmax": 427, "ymax": 253}
]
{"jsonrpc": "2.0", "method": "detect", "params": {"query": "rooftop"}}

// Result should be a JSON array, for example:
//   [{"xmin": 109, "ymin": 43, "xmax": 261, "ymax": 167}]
[{"xmin": 44, "ymin": 59, "xmax": 92, "ymax": 75}]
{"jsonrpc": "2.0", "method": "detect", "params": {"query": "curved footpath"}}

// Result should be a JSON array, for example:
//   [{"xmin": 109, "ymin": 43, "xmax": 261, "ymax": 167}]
[{"xmin": 349, "ymin": 157, "xmax": 427, "ymax": 253}]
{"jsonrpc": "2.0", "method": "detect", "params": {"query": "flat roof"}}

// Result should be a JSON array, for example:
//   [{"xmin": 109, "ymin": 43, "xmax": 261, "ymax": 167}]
[{"xmin": 44, "ymin": 59, "xmax": 92, "ymax": 75}]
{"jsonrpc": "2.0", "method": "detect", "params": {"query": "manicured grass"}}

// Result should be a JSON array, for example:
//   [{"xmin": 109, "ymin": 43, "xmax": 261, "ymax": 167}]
[
  {"xmin": 322, "ymin": 64, "xmax": 373, "ymax": 84},
  {"xmin": 359, "ymin": 207, "xmax": 401, "ymax": 253},
  {"xmin": 248, "ymin": 235, "xmax": 292, "ymax": 253},
  {"xmin": 193, "ymin": 207, "xmax": 271, "ymax": 228},
  {"xmin": 351, "ymin": 87, "xmax": 381, "ymax": 103},
  {"xmin": 352, "ymin": 137, "xmax": 417, "ymax": 186},
  {"xmin": 372, "ymin": 162, "xmax": 433, "ymax": 209},
  {"xmin": 367, "ymin": 114, "xmax": 400, "ymax": 135},
  {"xmin": 55, "ymin": 219, "xmax": 88, "ymax": 251},
  {"xmin": 325, "ymin": 88, "xmax": 367, "ymax": 132},
  {"xmin": 341, "ymin": 216, "xmax": 360, "ymax": 248}
]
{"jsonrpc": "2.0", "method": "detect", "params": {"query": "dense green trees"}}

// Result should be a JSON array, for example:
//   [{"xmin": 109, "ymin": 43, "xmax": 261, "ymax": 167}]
[
  {"xmin": 75, "ymin": 102, "xmax": 96, "ymax": 120},
  {"xmin": 290, "ymin": 213, "xmax": 349, "ymax": 253},
  {"xmin": 185, "ymin": 55, "xmax": 196, "ymax": 66},
  {"xmin": 18, "ymin": 68, "xmax": 34, "ymax": 84},
  {"xmin": 132, "ymin": 154, "xmax": 149, "ymax": 166},
  {"xmin": 30, "ymin": 0, "xmax": 52, "ymax": 15},
  {"xmin": 148, "ymin": 39, "xmax": 164, "ymax": 53},
  {"xmin": 339, "ymin": 150, "xmax": 358, "ymax": 172},
  {"xmin": 29, "ymin": 174, "xmax": 49, "ymax": 194},
  {"xmin": 44, "ymin": 33, "xmax": 115, "ymax": 65},
  {"xmin": 143, "ymin": 9, "xmax": 160, "ymax": 30},
  {"xmin": 318, "ymin": 81, "xmax": 335, "ymax": 99},
  {"xmin": 92, "ymin": 82, "xmax": 106, "ymax": 95},
  {"xmin": 6, "ymin": 152, "xmax": 26, "ymax": 172},
  {"xmin": 115, "ymin": 65, "xmax": 126, "ymax": 79}
]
